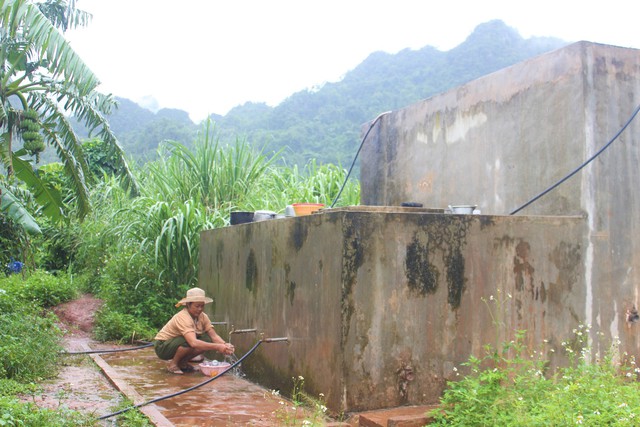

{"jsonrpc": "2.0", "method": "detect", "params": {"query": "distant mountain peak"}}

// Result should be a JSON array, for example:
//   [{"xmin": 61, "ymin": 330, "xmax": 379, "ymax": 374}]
[{"xmin": 98, "ymin": 20, "xmax": 567, "ymax": 168}]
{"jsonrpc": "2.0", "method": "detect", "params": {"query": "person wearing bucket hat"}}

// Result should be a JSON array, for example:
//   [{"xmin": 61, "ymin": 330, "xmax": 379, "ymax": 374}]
[{"xmin": 153, "ymin": 287, "xmax": 235, "ymax": 374}]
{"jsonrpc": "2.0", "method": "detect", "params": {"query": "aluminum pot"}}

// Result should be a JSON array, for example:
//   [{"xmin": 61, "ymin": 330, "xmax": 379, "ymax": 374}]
[
  {"xmin": 253, "ymin": 210, "xmax": 277, "ymax": 221},
  {"xmin": 448, "ymin": 205, "xmax": 477, "ymax": 214}
]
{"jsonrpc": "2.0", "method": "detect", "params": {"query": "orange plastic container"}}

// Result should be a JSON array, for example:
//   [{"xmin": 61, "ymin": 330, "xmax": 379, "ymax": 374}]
[{"xmin": 292, "ymin": 203, "xmax": 325, "ymax": 216}]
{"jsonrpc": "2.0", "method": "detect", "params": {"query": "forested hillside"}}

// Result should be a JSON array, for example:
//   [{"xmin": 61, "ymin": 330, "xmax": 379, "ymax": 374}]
[{"xmin": 96, "ymin": 20, "xmax": 567, "ymax": 167}]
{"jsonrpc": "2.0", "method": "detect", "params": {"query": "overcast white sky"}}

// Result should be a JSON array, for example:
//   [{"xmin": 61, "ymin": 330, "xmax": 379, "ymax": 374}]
[{"xmin": 65, "ymin": 0, "xmax": 640, "ymax": 123}]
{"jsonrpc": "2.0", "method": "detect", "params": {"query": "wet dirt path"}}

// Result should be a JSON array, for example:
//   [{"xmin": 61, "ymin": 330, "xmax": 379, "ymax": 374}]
[
  {"xmin": 26, "ymin": 295, "xmax": 333, "ymax": 425},
  {"xmin": 101, "ymin": 347, "xmax": 313, "ymax": 426}
]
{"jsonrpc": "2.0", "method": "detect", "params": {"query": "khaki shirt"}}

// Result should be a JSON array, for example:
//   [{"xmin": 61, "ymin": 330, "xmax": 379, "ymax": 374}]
[{"xmin": 154, "ymin": 308, "xmax": 213, "ymax": 341}]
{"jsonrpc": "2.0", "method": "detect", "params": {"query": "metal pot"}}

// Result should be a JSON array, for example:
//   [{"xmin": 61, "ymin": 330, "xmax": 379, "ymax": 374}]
[
  {"xmin": 253, "ymin": 210, "xmax": 277, "ymax": 221},
  {"xmin": 448, "ymin": 205, "xmax": 477, "ymax": 214}
]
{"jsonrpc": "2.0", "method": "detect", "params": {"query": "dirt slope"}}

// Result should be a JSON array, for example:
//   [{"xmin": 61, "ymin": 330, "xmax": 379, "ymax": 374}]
[{"xmin": 20, "ymin": 295, "xmax": 125, "ymax": 422}]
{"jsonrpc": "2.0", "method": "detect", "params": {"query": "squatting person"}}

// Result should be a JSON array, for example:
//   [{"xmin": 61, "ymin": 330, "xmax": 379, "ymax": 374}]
[{"xmin": 154, "ymin": 287, "xmax": 235, "ymax": 374}]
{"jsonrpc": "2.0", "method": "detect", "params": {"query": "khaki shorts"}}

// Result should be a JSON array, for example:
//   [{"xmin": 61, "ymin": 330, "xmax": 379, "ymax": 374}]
[{"xmin": 154, "ymin": 334, "xmax": 214, "ymax": 360}]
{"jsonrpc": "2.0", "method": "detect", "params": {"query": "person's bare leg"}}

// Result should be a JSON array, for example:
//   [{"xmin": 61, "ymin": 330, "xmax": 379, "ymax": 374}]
[
  {"xmin": 168, "ymin": 346, "xmax": 197, "ymax": 373},
  {"xmin": 190, "ymin": 350, "xmax": 206, "ymax": 362}
]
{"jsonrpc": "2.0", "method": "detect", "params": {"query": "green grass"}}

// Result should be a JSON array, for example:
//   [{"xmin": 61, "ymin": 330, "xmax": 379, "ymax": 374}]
[
  {"xmin": 430, "ymin": 327, "xmax": 640, "ymax": 426},
  {"xmin": 0, "ymin": 396, "xmax": 95, "ymax": 426}
]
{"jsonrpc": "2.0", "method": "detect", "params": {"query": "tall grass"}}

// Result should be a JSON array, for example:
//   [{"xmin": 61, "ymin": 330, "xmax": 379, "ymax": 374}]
[
  {"xmin": 246, "ymin": 160, "xmax": 360, "ymax": 212},
  {"xmin": 142, "ymin": 120, "xmax": 276, "ymax": 212}
]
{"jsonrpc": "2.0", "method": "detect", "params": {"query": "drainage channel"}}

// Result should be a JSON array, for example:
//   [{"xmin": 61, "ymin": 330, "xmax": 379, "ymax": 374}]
[{"xmin": 85, "ymin": 338, "xmax": 309, "ymax": 426}]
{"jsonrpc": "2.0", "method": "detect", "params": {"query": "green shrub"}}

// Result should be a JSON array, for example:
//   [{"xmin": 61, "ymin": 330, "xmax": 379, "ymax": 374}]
[
  {"xmin": 38, "ymin": 223, "xmax": 82, "ymax": 273},
  {"xmin": 108, "ymin": 399, "xmax": 153, "ymax": 427},
  {"xmin": 430, "ymin": 327, "xmax": 640, "ymax": 426},
  {"xmin": 0, "ymin": 312, "xmax": 63, "ymax": 381},
  {"xmin": 0, "ymin": 270, "xmax": 78, "ymax": 310},
  {"xmin": 93, "ymin": 309, "xmax": 156, "ymax": 343},
  {"xmin": 97, "ymin": 248, "xmax": 181, "ymax": 328},
  {"xmin": 0, "ymin": 396, "xmax": 94, "ymax": 426},
  {"xmin": 0, "ymin": 285, "xmax": 29, "ymax": 315},
  {"xmin": 0, "ymin": 378, "xmax": 39, "ymax": 397},
  {"xmin": 0, "ymin": 214, "xmax": 29, "ymax": 276}
]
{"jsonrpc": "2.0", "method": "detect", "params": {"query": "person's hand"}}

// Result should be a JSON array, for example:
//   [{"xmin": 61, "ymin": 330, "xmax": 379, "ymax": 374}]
[{"xmin": 220, "ymin": 342, "xmax": 235, "ymax": 355}]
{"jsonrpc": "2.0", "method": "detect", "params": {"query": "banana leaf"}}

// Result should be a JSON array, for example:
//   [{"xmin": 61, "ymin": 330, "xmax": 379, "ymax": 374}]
[
  {"xmin": 0, "ymin": 183, "xmax": 41, "ymax": 234},
  {"xmin": 12, "ymin": 152, "xmax": 65, "ymax": 223}
]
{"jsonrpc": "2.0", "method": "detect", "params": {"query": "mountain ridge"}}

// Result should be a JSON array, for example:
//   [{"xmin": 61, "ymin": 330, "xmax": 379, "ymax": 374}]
[{"xmin": 92, "ymin": 20, "xmax": 567, "ymax": 167}]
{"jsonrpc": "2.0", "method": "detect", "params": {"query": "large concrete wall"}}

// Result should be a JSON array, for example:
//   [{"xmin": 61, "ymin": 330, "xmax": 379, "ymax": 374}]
[
  {"xmin": 360, "ymin": 41, "xmax": 640, "ymax": 360},
  {"xmin": 199, "ymin": 209, "xmax": 586, "ymax": 412},
  {"xmin": 199, "ymin": 41, "xmax": 640, "ymax": 414}
]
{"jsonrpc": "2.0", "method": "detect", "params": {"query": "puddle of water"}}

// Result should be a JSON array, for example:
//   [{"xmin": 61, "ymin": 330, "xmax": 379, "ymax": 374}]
[{"xmin": 102, "ymin": 348, "xmax": 313, "ymax": 426}]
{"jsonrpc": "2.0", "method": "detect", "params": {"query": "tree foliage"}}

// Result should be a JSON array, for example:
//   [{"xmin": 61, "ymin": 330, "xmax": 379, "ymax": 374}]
[{"xmin": 0, "ymin": 0, "xmax": 138, "ymax": 227}]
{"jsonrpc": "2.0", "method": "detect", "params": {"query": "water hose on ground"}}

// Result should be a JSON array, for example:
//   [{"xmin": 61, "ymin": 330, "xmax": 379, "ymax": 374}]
[
  {"xmin": 61, "ymin": 342, "xmax": 154, "ymax": 355},
  {"xmin": 60, "ymin": 323, "xmax": 228, "ymax": 355},
  {"xmin": 97, "ymin": 337, "xmax": 288, "ymax": 420}
]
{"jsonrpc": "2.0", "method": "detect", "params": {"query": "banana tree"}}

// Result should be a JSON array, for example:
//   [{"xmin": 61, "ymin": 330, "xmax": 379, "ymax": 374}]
[{"xmin": 0, "ymin": 0, "xmax": 139, "ymax": 225}]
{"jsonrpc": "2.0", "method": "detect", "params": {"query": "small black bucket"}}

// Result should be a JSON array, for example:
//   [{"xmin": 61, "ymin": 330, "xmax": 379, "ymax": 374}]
[{"xmin": 230, "ymin": 211, "xmax": 254, "ymax": 225}]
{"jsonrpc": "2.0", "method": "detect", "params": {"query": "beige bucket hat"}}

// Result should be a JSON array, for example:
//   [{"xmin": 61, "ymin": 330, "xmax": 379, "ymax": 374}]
[{"xmin": 175, "ymin": 287, "xmax": 213, "ymax": 307}]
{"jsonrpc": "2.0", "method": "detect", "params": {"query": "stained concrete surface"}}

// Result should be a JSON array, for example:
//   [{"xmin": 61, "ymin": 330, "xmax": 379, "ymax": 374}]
[{"xmin": 200, "ymin": 209, "xmax": 586, "ymax": 412}]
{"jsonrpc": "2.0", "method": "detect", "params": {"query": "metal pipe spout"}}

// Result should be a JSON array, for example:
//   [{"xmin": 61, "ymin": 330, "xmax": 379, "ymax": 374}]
[
  {"xmin": 229, "ymin": 327, "xmax": 258, "ymax": 335},
  {"xmin": 262, "ymin": 336, "xmax": 289, "ymax": 343}
]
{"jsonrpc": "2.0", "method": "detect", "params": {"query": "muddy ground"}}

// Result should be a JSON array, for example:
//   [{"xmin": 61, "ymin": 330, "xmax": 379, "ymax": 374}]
[{"xmin": 19, "ymin": 295, "xmax": 126, "ymax": 422}]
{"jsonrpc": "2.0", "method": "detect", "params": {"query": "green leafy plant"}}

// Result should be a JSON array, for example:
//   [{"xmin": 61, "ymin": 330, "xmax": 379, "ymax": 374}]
[
  {"xmin": 0, "ymin": 378, "xmax": 39, "ymax": 397},
  {"xmin": 0, "ymin": 269, "xmax": 77, "ymax": 308},
  {"xmin": 0, "ymin": 396, "xmax": 94, "ymax": 426},
  {"xmin": 0, "ymin": 311, "xmax": 63, "ymax": 381},
  {"xmin": 96, "ymin": 240, "xmax": 186, "ymax": 327},
  {"xmin": 92, "ymin": 309, "xmax": 156, "ymax": 343},
  {"xmin": 105, "ymin": 398, "xmax": 153, "ymax": 427},
  {"xmin": 431, "ymin": 319, "xmax": 640, "ymax": 425}
]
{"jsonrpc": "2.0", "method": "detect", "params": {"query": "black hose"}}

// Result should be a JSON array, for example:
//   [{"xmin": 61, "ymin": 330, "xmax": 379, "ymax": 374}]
[
  {"xmin": 331, "ymin": 111, "xmax": 391, "ymax": 208},
  {"xmin": 97, "ymin": 339, "xmax": 264, "ymax": 420},
  {"xmin": 61, "ymin": 322, "xmax": 224, "ymax": 355},
  {"xmin": 510, "ymin": 102, "xmax": 640, "ymax": 215},
  {"xmin": 61, "ymin": 342, "xmax": 154, "ymax": 355}
]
